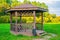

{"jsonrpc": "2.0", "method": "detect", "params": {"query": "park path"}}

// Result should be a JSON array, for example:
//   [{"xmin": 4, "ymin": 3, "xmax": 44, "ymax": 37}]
[
  {"xmin": 33, "ymin": 33, "xmax": 57, "ymax": 40},
  {"xmin": 33, "ymin": 38, "xmax": 49, "ymax": 40}
]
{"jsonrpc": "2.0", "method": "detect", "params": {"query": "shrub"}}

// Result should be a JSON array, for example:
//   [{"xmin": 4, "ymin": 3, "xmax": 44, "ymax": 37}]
[{"xmin": 0, "ymin": 15, "xmax": 10, "ymax": 23}]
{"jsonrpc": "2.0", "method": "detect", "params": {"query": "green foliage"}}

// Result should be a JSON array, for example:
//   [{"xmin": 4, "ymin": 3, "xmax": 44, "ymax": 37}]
[
  {"xmin": 47, "ymin": 19, "xmax": 51, "ymax": 23},
  {"xmin": 11, "ymin": 0, "xmax": 21, "ymax": 7},
  {"xmin": 0, "ymin": 15, "xmax": 10, "ymax": 23},
  {"xmin": 43, "ymin": 12, "xmax": 49, "ymax": 17},
  {"xmin": 31, "ymin": 1, "xmax": 48, "ymax": 9},
  {"xmin": 36, "ymin": 23, "xmax": 42, "ymax": 30},
  {"xmin": 41, "ymin": 2, "xmax": 48, "ymax": 9},
  {"xmin": 23, "ymin": 0, "xmax": 31, "ymax": 4},
  {"xmin": 26, "ymin": 17, "xmax": 33, "ymax": 23},
  {"xmin": 36, "ymin": 13, "xmax": 40, "ymax": 17},
  {"xmin": 51, "ymin": 14, "xmax": 56, "ymax": 18},
  {"xmin": 22, "ymin": 18, "xmax": 26, "ymax": 23},
  {"xmin": 0, "ymin": 0, "xmax": 10, "ymax": 15},
  {"xmin": 6, "ymin": 0, "xmax": 12, "ymax": 5},
  {"xmin": 0, "ymin": 7, "xmax": 7, "ymax": 16}
]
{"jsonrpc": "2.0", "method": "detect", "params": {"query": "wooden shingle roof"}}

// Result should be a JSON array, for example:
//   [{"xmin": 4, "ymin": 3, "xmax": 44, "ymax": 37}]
[
  {"xmin": 12, "ymin": 4, "xmax": 38, "ymax": 9},
  {"xmin": 7, "ymin": 4, "xmax": 48, "ymax": 12}
]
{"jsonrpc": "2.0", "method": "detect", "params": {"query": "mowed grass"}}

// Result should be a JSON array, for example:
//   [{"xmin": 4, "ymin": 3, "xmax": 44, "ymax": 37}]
[
  {"xmin": 44, "ymin": 24, "xmax": 60, "ymax": 40},
  {"xmin": 0, "ymin": 23, "xmax": 60, "ymax": 40},
  {"xmin": 44, "ymin": 24, "xmax": 60, "ymax": 35},
  {"xmin": 0, "ymin": 23, "xmax": 39, "ymax": 40}
]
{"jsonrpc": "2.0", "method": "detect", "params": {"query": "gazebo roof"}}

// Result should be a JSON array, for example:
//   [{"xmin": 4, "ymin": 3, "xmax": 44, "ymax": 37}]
[
  {"xmin": 12, "ymin": 4, "xmax": 38, "ymax": 9},
  {"xmin": 7, "ymin": 4, "xmax": 48, "ymax": 12}
]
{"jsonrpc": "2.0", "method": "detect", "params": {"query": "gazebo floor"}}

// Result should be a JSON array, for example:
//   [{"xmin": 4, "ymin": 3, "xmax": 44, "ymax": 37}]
[{"xmin": 10, "ymin": 30, "xmax": 45, "ymax": 36}]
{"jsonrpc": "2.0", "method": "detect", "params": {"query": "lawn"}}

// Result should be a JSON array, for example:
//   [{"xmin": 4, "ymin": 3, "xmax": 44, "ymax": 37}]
[
  {"xmin": 0, "ymin": 23, "xmax": 60, "ymax": 40},
  {"xmin": 44, "ymin": 24, "xmax": 60, "ymax": 40},
  {"xmin": 44, "ymin": 24, "xmax": 60, "ymax": 35}
]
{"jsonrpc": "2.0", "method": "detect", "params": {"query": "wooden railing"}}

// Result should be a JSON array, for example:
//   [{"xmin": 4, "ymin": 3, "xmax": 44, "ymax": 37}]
[{"xmin": 11, "ymin": 23, "xmax": 33, "ymax": 32}]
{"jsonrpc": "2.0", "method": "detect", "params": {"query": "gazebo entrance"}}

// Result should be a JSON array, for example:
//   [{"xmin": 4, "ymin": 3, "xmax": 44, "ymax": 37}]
[{"xmin": 7, "ymin": 4, "xmax": 47, "ymax": 36}]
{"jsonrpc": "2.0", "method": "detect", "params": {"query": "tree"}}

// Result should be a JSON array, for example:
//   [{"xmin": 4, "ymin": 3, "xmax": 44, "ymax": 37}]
[
  {"xmin": 51, "ymin": 14, "xmax": 56, "ymax": 18},
  {"xmin": 43, "ymin": 12, "xmax": 49, "ymax": 17},
  {"xmin": 0, "ymin": 0, "xmax": 9, "ymax": 16},
  {"xmin": 11, "ymin": 0, "xmax": 21, "ymax": 7},
  {"xmin": 23, "ymin": 0, "xmax": 31, "ymax": 4},
  {"xmin": 41, "ymin": 2, "xmax": 48, "ymax": 9},
  {"xmin": 6, "ymin": 0, "xmax": 12, "ymax": 5}
]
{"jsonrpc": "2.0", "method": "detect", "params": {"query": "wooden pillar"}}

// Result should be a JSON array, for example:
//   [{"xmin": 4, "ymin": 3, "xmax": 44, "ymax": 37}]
[
  {"xmin": 32, "ymin": 11, "xmax": 37, "ymax": 36},
  {"xmin": 40, "ymin": 12, "xmax": 43, "ymax": 30},
  {"xmin": 20, "ymin": 12, "xmax": 22, "ymax": 24},
  {"xmin": 20, "ymin": 12, "xmax": 22, "ymax": 32},
  {"xmin": 33, "ymin": 11, "xmax": 36, "ymax": 29},
  {"xmin": 10, "ymin": 13, "xmax": 12, "ymax": 31},
  {"xmin": 15, "ymin": 11, "xmax": 18, "ymax": 33}
]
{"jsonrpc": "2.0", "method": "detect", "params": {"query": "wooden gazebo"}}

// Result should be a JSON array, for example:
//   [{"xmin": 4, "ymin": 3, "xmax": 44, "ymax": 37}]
[{"xmin": 7, "ymin": 4, "xmax": 47, "ymax": 36}]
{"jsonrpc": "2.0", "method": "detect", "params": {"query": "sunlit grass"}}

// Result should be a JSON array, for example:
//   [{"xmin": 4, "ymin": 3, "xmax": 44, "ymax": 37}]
[{"xmin": 0, "ymin": 23, "xmax": 60, "ymax": 40}]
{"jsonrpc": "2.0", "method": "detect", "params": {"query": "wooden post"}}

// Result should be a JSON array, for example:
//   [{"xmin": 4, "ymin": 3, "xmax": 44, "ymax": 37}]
[
  {"xmin": 32, "ymin": 11, "xmax": 37, "ymax": 36},
  {"xmin": 15, "ymin": 11, "xmax": 18, "ymax": 33},
  {"xmin": 20, "ymin": 12, "xmax": 22, "ymax": 24},
  {"xmin": 10, "ymin": 13, "xmax": 12, "ymax": 31},
  {"xmin": 40, "ymin": 12, "xmax": 43, "ymax": 30},
  {"xmin": 33, "ymin": 11, "xmax": 36, "ymax": 29},
  {"xmin": 20, "ymin": 12, "xmax": 22, "ymax": 32}
]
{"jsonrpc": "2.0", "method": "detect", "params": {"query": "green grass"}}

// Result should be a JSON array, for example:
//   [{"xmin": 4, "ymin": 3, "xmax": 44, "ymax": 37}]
[
  {"xmin": 0, "ymin": 23, "xmax": 40, "ymax": 40},
  {"xmin": 44, "ymin": 24, "xmax": 60, "ymax": 40},
  {"xmin": 44, "ymin": 24, "xmax": 60, "ymax": 35},
  {"xmin": 0, "ymin": 23, "xmax": 60, "ymax": 40}
]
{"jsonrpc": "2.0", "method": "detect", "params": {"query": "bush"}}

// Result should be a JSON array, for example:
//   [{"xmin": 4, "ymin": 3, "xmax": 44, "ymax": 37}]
[
  {"xmin": 22, "ymin": 18, "xmax": 26, "ymax": 23},
  {"xmin": 0, "ymin": 15, "xmax": 10, "ymax": 23},
  {"xmin": 36, "ymin": 23, "xmax": 42, "ymax": 30}
]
